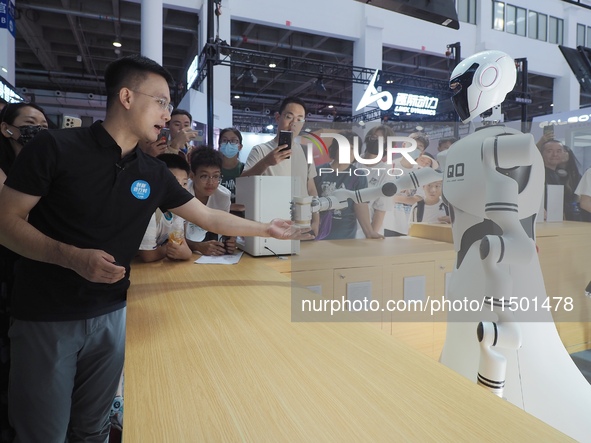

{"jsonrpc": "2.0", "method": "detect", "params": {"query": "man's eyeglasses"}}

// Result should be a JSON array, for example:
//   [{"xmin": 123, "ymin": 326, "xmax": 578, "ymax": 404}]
[
  {"xmin": 131, "ymin": 90, "xmax": 174, "ymax": 114},
  {"xmin": 197, "ymin": 174, "xmax": 222, "ymax": 183},
  {"xmin": 281, "ymin": 113, "xmax": 305, "ymax": 124},
  {"xmin": 220, "ymin": 139, "xmax": 240, "ymax": 145}
]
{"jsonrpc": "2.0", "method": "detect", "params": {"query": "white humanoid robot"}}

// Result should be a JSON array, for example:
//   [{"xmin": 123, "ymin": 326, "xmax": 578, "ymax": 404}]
[{"xmin": 439, "ymin": 50, "xmax": 591, "ymax": 441}]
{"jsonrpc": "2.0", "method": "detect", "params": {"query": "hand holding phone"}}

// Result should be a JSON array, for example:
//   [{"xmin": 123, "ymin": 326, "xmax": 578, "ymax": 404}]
[{"xmin": 278, "ymin": 130, "xmax": 292, "ymax": 159}]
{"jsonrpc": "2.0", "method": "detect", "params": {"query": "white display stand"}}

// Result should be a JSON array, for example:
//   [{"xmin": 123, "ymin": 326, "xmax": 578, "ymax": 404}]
[{"xmin": 235, "ymin": 176, "xmax": 301, "ymax": 256}]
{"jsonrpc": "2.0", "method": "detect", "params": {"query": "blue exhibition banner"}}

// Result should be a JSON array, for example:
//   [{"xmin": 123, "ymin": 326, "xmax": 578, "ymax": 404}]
[{"xmin": 0, "ymin": 0, "xmax": 16, "ymax": 38}]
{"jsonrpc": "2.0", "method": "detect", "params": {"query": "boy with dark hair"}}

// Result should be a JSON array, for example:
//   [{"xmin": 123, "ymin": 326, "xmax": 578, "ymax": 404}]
[
  {"xmin": 410, "ymin": 180, "xmax": 450, "ymax": 224},
  {"xmin": 0, "ymin": 54, "xmax": 309, "ymax": 442},
  {"xmin": 186, "ymin": 147, "xmax": 236, "ymax": 256},
  {"xmin": 138, "ymin": 153, "xmax": 193, "ymax": 262}
]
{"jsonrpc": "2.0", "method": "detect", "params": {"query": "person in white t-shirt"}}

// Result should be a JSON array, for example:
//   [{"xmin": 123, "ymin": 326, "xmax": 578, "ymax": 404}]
[
  {"xmin": 355, "ymin": 124, "xmax": 396, "ymax": 238},
  {"xmin": 185, "ymin": 147, "xmax": 234, "ymax": 255},
  {"xmin": 138, "ymin": 153, "xmax": 193, "ymax": 262},
  {"xmin": 242, "ymin": 96, "xmax": 319, "ymax": 235},
  {"xmin": 575, "ymin": 167, "xmax": 591, "ymax": 221}
]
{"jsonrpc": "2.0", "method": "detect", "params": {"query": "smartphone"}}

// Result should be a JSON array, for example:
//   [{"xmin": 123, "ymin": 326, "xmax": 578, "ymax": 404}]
[
  {"xmin": 158, "ymin": 127, "xmax": 170, "ymax": 142},
  {"xmin": 278, "ymin": 130, "xmax": 292, "ymax": 159},
  {"xmin": 543, "ymin": 124, "xmax": 554, "ymax": 137},
  {"xmin": 61, "ymin": 116, "xmax": 82, "ymax": 129}
]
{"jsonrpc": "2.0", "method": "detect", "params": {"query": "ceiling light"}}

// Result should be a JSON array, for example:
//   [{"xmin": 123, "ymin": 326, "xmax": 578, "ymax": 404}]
[
  {"xmin": 234, "ymin": 95, "xmax": 240, "ymax": 99},
  {"xmin": 386, "ymin": 79, "xmax": 394, "ymax": 84},
  {"xmin": 112, "ymin": 40, "xmax": 122, "ymax": 48},
  {"xmin": 268, "ymin": 63, "xmax": 276, "ymax": 68},
  {"xmin": 327, "ymin": 105, "xmax": 334, "ymax": 109},
  {"xmin": 266, "ymin": 124, "xmax": 274, "ymax": 130}
]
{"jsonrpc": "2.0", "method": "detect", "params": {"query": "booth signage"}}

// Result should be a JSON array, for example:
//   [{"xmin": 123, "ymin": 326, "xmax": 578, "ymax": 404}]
[
  {"xmin": 0, "ymin": 75, "xmax": 24, "ymax": 103},
  {"xmin": 393, "ymin": 92, "xmax": 439, "ymax": 116},
  {"xmin": 355, "ymin": 70, "xmax": 394, "ymax": 112},
  {"xmin": 186, "ymin": 54, "xmax": 199, "ymax": 89},
  {"xmin": 355, "ymin": 69, "xmax": 439, "ymax": 116},
  {"xmin": 0, "ymin": 0, "xmax": 15, "ymax": 38}
]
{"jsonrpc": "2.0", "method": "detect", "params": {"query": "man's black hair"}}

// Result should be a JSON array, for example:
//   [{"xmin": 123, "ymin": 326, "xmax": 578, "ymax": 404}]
[
  {"xmin": 189, "ymin": 146, "xmax": 223, "ymax": 173},
  {"xmin": 171, "ymin": 109, "xmax": 193, "ymax": 122},
  {"xmin": 277, "ymin": 96, "xmax": 307, "ymax": 116},
  {"xmin": 104, "ymin": 54, "xmax": 174, "ymax": 110},
  {"xmin": 156, "ymin": 153, "xmax": 190, "ymax": 175}
]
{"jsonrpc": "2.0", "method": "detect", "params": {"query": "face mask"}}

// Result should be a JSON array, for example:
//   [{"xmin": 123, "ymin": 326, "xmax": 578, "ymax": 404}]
[
  {"xmin": 16, "ymin": 125, "xmax": 45, "ymax": 146},
  {"xmin": 220, "ymin": 142, "xmax": 239, "ymax": 158},
  {"xmin": 365, "ymin": 139, "xmax": 380, "ymax": 155}
]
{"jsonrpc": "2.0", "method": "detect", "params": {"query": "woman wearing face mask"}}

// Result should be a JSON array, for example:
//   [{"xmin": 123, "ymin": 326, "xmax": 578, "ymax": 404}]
[
  {"xmin": 218, "ymin": 127, "xmax": 245, "ymax": 215},
  {"xmin": 0, "ymin": 102, "xmax": 48, "ymax": 190},
  {"xmin": 0, "ymin": 101, "xmax": 48, "ymax": 442}
]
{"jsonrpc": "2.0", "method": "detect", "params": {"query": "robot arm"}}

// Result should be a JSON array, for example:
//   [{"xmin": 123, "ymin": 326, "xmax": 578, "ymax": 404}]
[{"xmin": 292, "ymin": 168, "xmax": 442, "ymax": 228}]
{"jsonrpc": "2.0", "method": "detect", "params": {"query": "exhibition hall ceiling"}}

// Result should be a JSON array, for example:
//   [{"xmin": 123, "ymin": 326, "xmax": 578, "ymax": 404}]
[{"xmin": 12, "ymin": 0, "xmax": 563, "ymax": 127}]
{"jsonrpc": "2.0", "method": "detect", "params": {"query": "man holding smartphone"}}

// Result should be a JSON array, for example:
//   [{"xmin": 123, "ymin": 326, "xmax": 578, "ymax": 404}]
[
  {"xmin": 166, "ymin": 109, "xmax": 198, "ymax": 159},
  {"xmin": 242, "ymin": 96, "xmax": 319, "ymax": 235}
]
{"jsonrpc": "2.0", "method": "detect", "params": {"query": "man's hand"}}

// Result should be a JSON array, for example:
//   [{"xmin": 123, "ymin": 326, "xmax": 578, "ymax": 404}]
[
  {"xmin": 141, "ymin": 138, "xmax": 168, "ymax": 157},
  {"xmin": 196, "ymin": 240, "xmax": 228, "ymax": 256},
  {"xmin": 68, "ymin": 248, "xmax": 126, "ymax": 284},
  {"xmin": 169, "ymin": 129, "xmax": 197, "ymax": 152},
  {"xmin": 264, "ymin": 144, "xmax": 291, "ymax": 167},
  {"xmin": 267, "ymin": 219, "xmax": 315, "ymax": 240},
  {"xmin": 224, "ymin": 236, "xmax": 237, "ymax": 254}
]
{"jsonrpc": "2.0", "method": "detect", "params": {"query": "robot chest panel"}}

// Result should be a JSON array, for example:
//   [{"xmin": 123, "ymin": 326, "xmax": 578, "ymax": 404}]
[{"xmin": 442, "ymin": 144, "xmax": 487, "ymax": 216}]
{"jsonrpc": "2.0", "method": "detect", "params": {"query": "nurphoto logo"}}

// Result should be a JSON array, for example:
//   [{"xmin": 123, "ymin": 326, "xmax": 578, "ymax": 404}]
[{"xmin": 305, "ymin": 133, "xmax": 418, "ymax": 177}]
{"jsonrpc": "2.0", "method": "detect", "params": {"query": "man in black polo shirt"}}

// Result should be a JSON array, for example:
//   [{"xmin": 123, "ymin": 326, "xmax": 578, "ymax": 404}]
[{"xmin": 0, "ymin": 55, "xmax": 309, "ymax": 443}]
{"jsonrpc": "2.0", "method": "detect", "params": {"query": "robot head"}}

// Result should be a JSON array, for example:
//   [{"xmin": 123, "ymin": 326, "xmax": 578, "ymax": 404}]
[{"xmin": 450, "ymin": 50, "xmax": 517, "ymax": 123}]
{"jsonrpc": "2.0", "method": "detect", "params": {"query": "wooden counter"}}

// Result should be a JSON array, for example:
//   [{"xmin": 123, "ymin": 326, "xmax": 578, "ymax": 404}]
[{"xmin": 124, "ymin": 257, "xmax": 570, "ymax": 442}]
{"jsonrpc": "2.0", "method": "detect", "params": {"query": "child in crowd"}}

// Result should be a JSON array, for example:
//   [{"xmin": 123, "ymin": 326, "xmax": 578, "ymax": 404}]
[
  {"xmin": 185, "ymin": 147, "xmax": 237, "ymax": 255},
  {"xmin": 356, "ymin": 124, "xmax": 396, "ymax": 237},
  {"xmin": 410, "ymin": 180, "xmax": 450, "ymax": 224},
  {"xmin": 137, "ymin": 154, "xmax": 193, "ymax": 262},
  {"xmin": 218, "ymin": 127, "xmax": 244, "ymax": 204},
  {"xmin": 385, "ymin": 135, "xmax": 439, "ymax": 236}
]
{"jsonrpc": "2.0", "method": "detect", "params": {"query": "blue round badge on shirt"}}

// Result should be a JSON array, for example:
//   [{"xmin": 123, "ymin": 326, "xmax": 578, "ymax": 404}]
[{"xmin": 130, "ymin": 180, "xmax": 151, "ymax": 200}]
